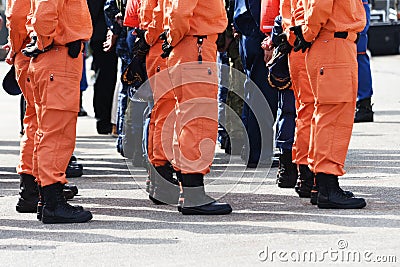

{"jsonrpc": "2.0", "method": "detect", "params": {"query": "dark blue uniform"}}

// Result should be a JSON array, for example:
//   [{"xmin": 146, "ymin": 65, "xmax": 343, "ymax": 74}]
[{"xmin": 234, "ymin": 0, "xmax": 278, "ymax": 166}]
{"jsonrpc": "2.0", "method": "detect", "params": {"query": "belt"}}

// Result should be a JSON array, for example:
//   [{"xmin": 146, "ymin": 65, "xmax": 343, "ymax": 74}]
[{"xmin": 334, "ymin": 31, "xmax": 360, "ymax": 44}]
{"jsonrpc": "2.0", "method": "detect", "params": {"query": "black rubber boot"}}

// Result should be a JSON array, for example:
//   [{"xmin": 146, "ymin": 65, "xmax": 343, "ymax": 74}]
[
  {"xmin": 354, "ymin": 97, "xmax": 373, "ymax": 123},
  {"xmin": 316, "ymin": 173, "xmax": 366, "ymax": 209},
  {"xmin": 276, "ymin": 150, "xmax": 297, "ymax": 188},
  {"xmin": 16, "ymin": 174, "xmax": 39, "ymax": 213},
  {"xmin": 294, "ymin": 165, "xmax": 314, "ymax": 198},
  {"xmin": 178, "ymin": 174, "xmax": 232, "ymax": 215},
  {"xmin": 41, "ymin": 182, "xmax": 92, "ymax": 224},
  {"xmin": 148, "ymin": 163, "xmax": 179, "ymax": 205}
]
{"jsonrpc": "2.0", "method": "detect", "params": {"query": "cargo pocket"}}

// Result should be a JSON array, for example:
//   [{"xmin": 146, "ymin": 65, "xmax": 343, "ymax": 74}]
[
  {"xmin": 45, "ymin": 71, "xmax": 80, "ymax": 112},
  {"xmin": 175, "ymin": 63, "xmax": 218, "ymax": 101},
  {"xmin": 316, "ymin": 64, "xmax": 355, "ymax": 104}
]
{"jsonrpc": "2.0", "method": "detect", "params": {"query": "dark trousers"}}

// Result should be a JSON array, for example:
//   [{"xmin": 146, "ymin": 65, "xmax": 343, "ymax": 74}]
[
  {"xmin": 275, "ymin": 88, "xmax": 296, "ymax": 152},
  {"xmin": 240, "ymin": 33, "xmax": 278, "ymax": 164},
  {"xmin": 89, "ymin": 40, "xmax": 118, "ymax": 125}
]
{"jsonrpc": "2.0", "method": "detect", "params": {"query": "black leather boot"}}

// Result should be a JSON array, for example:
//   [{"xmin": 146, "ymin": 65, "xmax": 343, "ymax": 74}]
[
  {"xmin": 310, "ymin": 175, "xmax": 355, "ymax": 205},
  {"xmin": 276, "ymin": 150, "xmax": 297, "ymax": 188},
  {"xmin": 41, "ymin": 182, "xmax": 92, "ymax": 224},
  {"xmin": 294, "ymin": 165, "xmax": 314, "ymax": 198},
  {"xmin": 16, "ymin": 174, "xmax": 39, "ymax": 213},
  {"xmin": 148, "ymin": 163, "xmax": 179, "ymax": 205},
  {"xmin": 354, "ymin": 97, "xmax": 373, "ymax": 123},
  {"xmin": 178, "ymin": 174, "xmax": 232, "ymax": 215},
  {"xmin": 316, "ymin": 173, "xmax": 366, "ymax": 209}
]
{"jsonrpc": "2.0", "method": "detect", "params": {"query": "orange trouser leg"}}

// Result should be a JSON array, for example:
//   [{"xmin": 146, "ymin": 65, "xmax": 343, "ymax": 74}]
[
  {"xmin": 167, "ymin": 35, "xmax": 219, "ymax": 174},
  {"xmin": 305, "ymin": 35, "xmax": 358, "ymax": 176},
  {"xmin": 146, "ymin": 41, "xmax": 176, "ymax": 167},
  {"xmin": 29, "ymin": 46, "xmax": 82, "ymax": 186},
  {"xmin": 289, "ymin": 51, "xmax": 314, "ymax": 166},
  {"xmin": 15, "ymin": 53, "xmax": 37, "ymax": 176}
]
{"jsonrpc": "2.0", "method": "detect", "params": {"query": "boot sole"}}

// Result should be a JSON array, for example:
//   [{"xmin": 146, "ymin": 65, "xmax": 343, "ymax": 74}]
[
  {"xmin": 180, "ymin": 206, "xmax": 232, "ymax": 215},
  {"xmin": 317, "ymin": 201, "xmax": 366, "ymax": 209},
  {"xmin": 42, "ymin": 213, "xmax": 93, "ymax": 224},
  {"xmin": 16, "ymin": 206, "xmax": 37, "ymax": 213}
]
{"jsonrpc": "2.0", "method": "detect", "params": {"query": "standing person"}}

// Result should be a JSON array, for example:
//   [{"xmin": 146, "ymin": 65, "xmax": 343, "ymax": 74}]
[
  {"xmin": 23, "ymin": 0, "xmax": 93, "ymax": 223},
  {"xmin": 233, "ymin": 0, "xmax": 278, "ymax": 168},
  {"xmin": 4, "ymin": 0, "xmax": 38, "ymax": 214},
  {"xmin": 355, "ymin": 0, "xmax": 374, "ymax": 123},
  {"xmin": 138, "ymin": 0, "xmax": 180, "ymax": 205},
  {"xmin": 161, "ymin": 0, "xmax": 232, "ymax": 215},
  {"xmin": 87, "ymin": 0, "xmax": 118, "ymax": 134},
  {"xmin": 290, "ymin": 0, "xmax": 367, "ymax": 208}
]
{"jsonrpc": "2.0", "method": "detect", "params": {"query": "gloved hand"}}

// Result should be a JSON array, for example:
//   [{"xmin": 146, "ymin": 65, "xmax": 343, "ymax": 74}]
[
  {"xmin": 276, "ymin": 33, "xmax": 293, "ymax": 54},
  {"xmin": 290, "ymin": 26, "xmax": 312, "ymax": 53},
  {"xmin": 134, "ymin": 28, "xmax": 150, "ymax": 57},
  {"xmin": 21, "ymin": 36, "xmax": 43, "ymax": 58},
  {"xmin": 67, "ymin": 40, "xmax": 82, "ymax": 58},
  {"xmin": 159, "ymin": 31, "xmax": 173, "ymax": 58}
]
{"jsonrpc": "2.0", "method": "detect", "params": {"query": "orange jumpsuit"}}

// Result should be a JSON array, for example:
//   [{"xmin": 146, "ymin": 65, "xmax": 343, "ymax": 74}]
[
  {"xmin": 300, "ymin": 0, "xmax": 366, "ymax": 176},
  {"xmin": 27, "ymin": 0, "xmax": 92, "ymax": 186},
  {"xmin": 140, "ymin": 0, "xmax": 176, "ymax": 167},
  {"xmin": 6, "ymin": 0, "xmax": 36, "ymax": 177},
  {"xmin": 280, "ymin": 0, "xmax": 313, "ymax": 166},
  {"xmin": 166, "ymin": 0, "xmax": 227, "ymax": 174}
]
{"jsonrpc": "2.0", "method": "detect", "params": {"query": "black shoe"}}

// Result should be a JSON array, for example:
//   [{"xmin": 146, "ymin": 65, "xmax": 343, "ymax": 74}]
[
  {"xmin": 96, "ymin": 120, "xmax": 112, "ymax": 134},
  {"xmin": 41, "ymin": 183, "xmax": 92, "ymax": 224},
  {"xmin": 295, "ymin": 165, "xmax": 314, "ymax": 198},
  {"xmin": 16, "ymin": 174, "xmax": 39, "ymax": 213},
  {"xmin": 37, "ymin": 185, "xmax": 83, "ymax": 221},
  {"xmin": 148, "ymin": 163, "xmax": 179, "ymax": 205},
  {"xmin": 178, "ymin": 173, "xmax": 232, "ymax": 215},
  {"xmin": 66, "ymin": 156, "xmax": 83, "ymax": 178},
  {"xmin": 276, "ymin": 151, "xmax": 297, "ymax": 188},
  {"xmin": 78, "ymin": 107, "xmax": 88, "ymax": 117},
  {"xmin": 62, "ymin": 183, "xmax": 79, "ymax": 200},
  {"xmin": 310, "ymin": 183, "xmax": 354, "ymax": 205},
  {"xmin": 354, "ymin": 97, "xmax": 373, "ymax": 123},
  {"xmin": 316, "ymin": 173, "xmax": 366, "ymax": 209}
]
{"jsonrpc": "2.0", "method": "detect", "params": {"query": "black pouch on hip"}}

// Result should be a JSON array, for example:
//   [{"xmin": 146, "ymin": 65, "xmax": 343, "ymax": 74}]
[{"xmin": 67, "ymin": 40, "xmax": 82, "ymax": 58}]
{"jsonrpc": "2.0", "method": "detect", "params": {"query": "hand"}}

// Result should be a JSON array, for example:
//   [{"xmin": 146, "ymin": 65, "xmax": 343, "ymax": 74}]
[
  {"xmin": 2, "ymin": 43, "xmax": 14, "ymax": 65},
  {"xmin": 290, "ymin": 25, "xmax": 312, "ymax": 53},
  {"xmin": 67, "ymin": 40, "xmax": 82, "ymax": 58},
  {"xmin": 276, "ymin": 33, "xmax": 293, "ymax": 54},
  {"xmin": 21, "ymin": 36, "xmax": 43, "ymax": 58},
  {"xmin": 261, "ymin": 35, "xmax": 273, "ymax": 51},
  {"xmin": 133, "ymin": 28, "xmax": 150, "ymax": 56},
  {"xmin": 263, "ymin": 49, "xmax": 273, "ymax": 64},
  {"xmin": 159, "ymin": 31, "xmax": 173, "ymax": 58},
  {"xmin": 103, "ymin": 29, "xmax": 117, "ymax": 52}
]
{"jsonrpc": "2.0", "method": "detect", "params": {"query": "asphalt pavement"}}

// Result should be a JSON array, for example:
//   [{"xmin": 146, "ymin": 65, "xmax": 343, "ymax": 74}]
[{"xmin": 0, "ymin": 55, "xmax": 399, "ymax": 267}]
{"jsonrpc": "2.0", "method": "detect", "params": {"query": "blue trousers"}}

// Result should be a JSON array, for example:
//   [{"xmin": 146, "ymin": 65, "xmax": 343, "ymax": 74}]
[
  {"xmin": 239, "ymin": 33, "xmax": 278, "ymax": 164},
  {"xmin": 275, "ymin": 89, "xmax": 296, "ymax": 152}
]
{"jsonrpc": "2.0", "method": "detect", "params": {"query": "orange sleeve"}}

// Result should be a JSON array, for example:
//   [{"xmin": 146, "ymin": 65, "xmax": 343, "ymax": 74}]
[
  {"xmin": 6, "ymin": 0, "xmax": 31, "ymax": 52},
  {"xmin": 301, "ymin": 0, "xmax": 333, "ymax": 42},
  {"xmin": 124, "ymin": 0, "xmax": 141, "ymax": 28},
  {"xmin": 167, "ymin": 0, "xmax": 198, "ymax": 46}
]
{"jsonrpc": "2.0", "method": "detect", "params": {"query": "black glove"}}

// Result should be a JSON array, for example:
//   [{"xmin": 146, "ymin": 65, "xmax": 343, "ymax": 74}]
[
  {"xmin": 276, "ymin": 33, "xmax": 293, "ymax": 54},
  {"xmin": 133, "ymin": 28, "xmax": 150, "ymax": 57},
  {"xmin": 290, "ymin": 25, "xmax": 312, "ymax": 53},
  {"xmin": 21, "ymin": 36, "xmax": 43, "ymax": 58},
  {"xmin": 67, "ymin": 40, "xmax": 82, "ymax": 58},
  {"xmin": 159, "ymin": 31, "xmax": 173, "ymax": 58}
]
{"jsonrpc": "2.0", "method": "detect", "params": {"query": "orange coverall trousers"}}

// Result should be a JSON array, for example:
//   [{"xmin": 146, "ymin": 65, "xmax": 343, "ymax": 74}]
[
  {"xmin": 15, "ymin": 52, "xmax": 37, "ymax": 177},
  {"xmin": 147, "ymin": 40, "xmax": 176, "ymax": 167},
  {"xmin": 28, "ymin": 46, "xmax": 82, "ymax": 186},
  {"xmin": 306, "ymin": 31, "xmax": 358, "ymax": 176},
  {"xmin": 289, "ymin": 51, "xmax": 313, "ymax": 166},
  {"xmin": 167, "ymin": 35, "xmax": 219, "ymax": 175}
]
